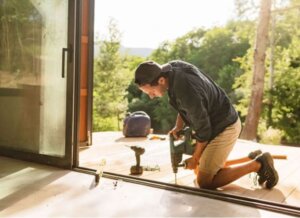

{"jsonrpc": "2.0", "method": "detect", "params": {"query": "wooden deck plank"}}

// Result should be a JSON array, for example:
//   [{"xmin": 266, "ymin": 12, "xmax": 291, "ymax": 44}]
[
  {"xmin": 285, "ymin": 180, "xmax": 300, "ymax": 206},
  {"xmin": 263, "ymin": 162, "xmax": 300, "ymax": 204},
  {"xmin": 79, "ymin": 131, "xmax": 300, "ymax": 207}
]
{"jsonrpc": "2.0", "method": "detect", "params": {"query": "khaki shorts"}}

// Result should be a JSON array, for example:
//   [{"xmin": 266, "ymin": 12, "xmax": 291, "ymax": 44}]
[{"xmin": 198, "ymin": 118, "xmax": 242, "ymax": 176}]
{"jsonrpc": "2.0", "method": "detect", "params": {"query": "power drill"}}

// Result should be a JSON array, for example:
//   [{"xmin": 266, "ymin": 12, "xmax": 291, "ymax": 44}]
[
  {"xmin": 169, "ymin": 127, "xmax": 196, "ymax": 184},
  {"xmin": 129, "ymin": 146, "xmax": 145, "ymax": 175}
]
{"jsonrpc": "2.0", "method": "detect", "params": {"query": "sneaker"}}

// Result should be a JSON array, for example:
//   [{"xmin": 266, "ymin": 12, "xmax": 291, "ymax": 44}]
[
  {"xmin": 248, "ymin": 149, "xmax": 262, "ymax": 159},
  {"xmin": 255, "ymin": 152, "xmax": 279, "ymax": 189},
  {"xmin": 248, "ymin": 150, "xmax": 264, "ymax": 185},
  {"xmin": 248, "ymin": 150, "xmax": 266, "ymax": 186}
]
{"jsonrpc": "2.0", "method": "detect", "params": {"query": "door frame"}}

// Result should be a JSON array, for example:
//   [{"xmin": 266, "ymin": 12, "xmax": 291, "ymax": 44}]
[{"xmin": 72, "ymin": 0, "xmax": 95, "ymax": 168}]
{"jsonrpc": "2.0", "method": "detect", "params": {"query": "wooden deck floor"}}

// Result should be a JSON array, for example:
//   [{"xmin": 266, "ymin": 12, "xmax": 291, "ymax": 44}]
[{"xmin": 79, "ymin": 131, "xmax": 300, "ymax": 207}]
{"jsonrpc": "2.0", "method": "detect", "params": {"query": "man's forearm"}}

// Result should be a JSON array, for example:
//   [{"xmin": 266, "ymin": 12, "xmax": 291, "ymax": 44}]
[
  {"xmin": 175, "ymin": 114, "xmax": 184, "ymax": 129},
  {"xmin": 193, "ymin": 141, "xmax": 208, "ymax": 161}
]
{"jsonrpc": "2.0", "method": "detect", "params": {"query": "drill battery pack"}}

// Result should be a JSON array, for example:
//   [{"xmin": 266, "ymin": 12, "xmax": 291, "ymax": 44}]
[{"xmin": 123, "ymin": 111, "xmax": 151, "ymax": 137}]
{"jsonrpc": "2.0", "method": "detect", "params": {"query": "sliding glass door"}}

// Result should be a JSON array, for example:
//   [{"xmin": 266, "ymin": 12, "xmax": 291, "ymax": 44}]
[{"xmin": 0, "ymin": 0, "xmax": 75, "ymax": 167}]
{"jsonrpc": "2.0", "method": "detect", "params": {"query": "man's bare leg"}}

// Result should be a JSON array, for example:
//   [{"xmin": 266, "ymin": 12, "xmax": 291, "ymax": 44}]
[{"xmin": 196, "ymin": 160, "xmax": 261, "ymax": 189}]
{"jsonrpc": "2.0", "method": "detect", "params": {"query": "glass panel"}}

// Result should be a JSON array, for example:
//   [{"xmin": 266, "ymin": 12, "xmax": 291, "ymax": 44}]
[{"xmin": 0, "ymin": 0, "xmax": 69, "ymax": 157}]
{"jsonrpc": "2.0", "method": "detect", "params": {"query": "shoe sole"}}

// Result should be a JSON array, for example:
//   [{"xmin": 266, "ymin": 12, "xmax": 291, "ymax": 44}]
[{"xmin": 257, "ymin": 152, "xmax": 279, "ymax": 189}]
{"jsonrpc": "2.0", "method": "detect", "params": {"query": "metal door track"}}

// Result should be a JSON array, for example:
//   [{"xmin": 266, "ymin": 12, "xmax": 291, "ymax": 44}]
[{"xmin": 73, "ymin": 167, "xmax": 300, "ymax": 217}]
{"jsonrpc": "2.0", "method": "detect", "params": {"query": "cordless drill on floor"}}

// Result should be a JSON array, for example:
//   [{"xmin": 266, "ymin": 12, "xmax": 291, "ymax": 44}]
[{"xmin": 169, "ymin": 127, "xmax": 196, "ymax": 184}]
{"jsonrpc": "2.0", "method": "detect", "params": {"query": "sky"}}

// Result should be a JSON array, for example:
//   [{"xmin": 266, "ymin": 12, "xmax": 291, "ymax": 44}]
[{"xmin": 94, "ymin": 0, "xmax": 236, "ymax": 48}]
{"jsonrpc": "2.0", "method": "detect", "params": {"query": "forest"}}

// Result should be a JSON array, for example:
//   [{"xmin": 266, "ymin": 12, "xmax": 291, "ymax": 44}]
[{"xmin": 91, "ymin": 0, "xmax": 300, "ymax": 145}]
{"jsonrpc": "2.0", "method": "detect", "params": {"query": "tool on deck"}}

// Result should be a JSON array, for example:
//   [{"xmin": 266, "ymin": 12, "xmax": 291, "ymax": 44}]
[
  {"xmin": 224, "ymin": 154, "xmax": 287, "ymax": 167},
  {"xmin": 143, "ymin": 165, "xmax": 160, "ymax": 171},
  {"xmin": 149, "ymin": 135, "xmax": 166, "ymax": 140},
  {"xmin": 128, "ymin": 145, "xmax": 145, "ymax": 175},
  {"xmin": 123, "ymin": 111, "xmax": 151, "ymax": 137},
  {"xmin": 95, "ymin": 159, "xmax": 106, "ymax": 184}
]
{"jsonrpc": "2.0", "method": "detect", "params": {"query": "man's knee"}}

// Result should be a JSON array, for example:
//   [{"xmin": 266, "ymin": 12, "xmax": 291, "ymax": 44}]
[{"xmin": 196, "ymin": 171, "xmax": 215, "ymax": 189}]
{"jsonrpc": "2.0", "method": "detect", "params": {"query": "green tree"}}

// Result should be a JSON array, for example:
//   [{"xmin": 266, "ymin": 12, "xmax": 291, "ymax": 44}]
[
  {"xmin": 150, "ymin": 28, "xmax": 206, "ymax": 64},
  {"xmin": 272, "ymin": 67, "xmax": 300, "ymax": 143},
  {"xmin": 234, "ymin": 0, "xmax": 300, "ymax": 144},
  {"xmin": 269, "ymin": 0, "xmax": 300, "ymax": 143},
  {"xmin": 240, "ymin": 0, "xmax": 272, "ymax": 140},
  {"xmin": 150, "ymin": 24, "xmax": 251, "ymax": 97},
  {"xmin": 93, "ymin": 18, "xmax": 131, "ymax": 131},
  {"xmin": 0, "ymin": 0, "xmax": 42, "ymax": 75}
]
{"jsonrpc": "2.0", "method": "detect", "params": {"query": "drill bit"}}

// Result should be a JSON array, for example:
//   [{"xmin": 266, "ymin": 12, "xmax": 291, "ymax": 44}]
[{"xmin": 174, "ymin": 173, "xmax": 177, "ymax": 184}]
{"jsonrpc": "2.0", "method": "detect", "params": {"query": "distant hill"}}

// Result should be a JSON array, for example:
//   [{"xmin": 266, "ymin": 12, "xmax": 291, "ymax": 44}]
[{"xmin": 94, "ymin": 45, "xmax": 153, "ymax": 58}]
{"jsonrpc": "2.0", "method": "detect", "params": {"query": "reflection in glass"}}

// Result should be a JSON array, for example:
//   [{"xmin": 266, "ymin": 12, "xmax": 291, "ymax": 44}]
[{"xmin": 0, "ymin": 0, "xmax": 68, "ymax": 156}]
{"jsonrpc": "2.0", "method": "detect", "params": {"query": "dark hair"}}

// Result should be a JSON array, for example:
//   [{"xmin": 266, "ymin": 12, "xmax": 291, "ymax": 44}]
[
  {"xmin": 149, "ymin": 71, "xmax": 170, "ymax": 86},
  {"xmin": 134, "ymin": 61, "xmax": 172, "ymax": 86}
]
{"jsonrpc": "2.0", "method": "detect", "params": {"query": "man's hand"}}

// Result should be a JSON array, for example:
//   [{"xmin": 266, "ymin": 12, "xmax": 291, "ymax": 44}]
[
  {"xmin": 168, "ymin": 114, "xmax": 184, "ymax": 139},
  {"xmin": 185, "ymin": 141, "xmax": 208, "ymax": 171},
  {"xmin": 168, "ymin": 126, "xmax": 182, "ymax": 140},
  {"xmin": 184, "ymin": 156, "xmax": 198, "ymax": 170}
]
